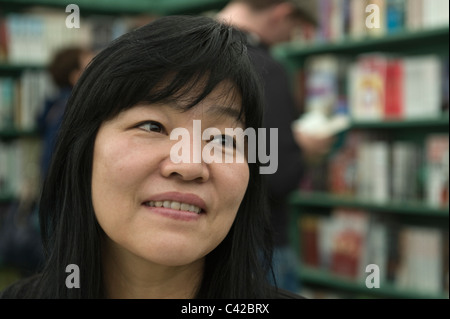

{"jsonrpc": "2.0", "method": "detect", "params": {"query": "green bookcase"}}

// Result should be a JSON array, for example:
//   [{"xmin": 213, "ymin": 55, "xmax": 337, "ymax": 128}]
[{"xmin": 279, "ymin": 26, "xmax": 449, "ymax": 299}]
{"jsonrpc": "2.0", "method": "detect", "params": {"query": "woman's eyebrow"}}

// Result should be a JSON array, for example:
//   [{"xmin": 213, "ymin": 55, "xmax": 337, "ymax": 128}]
[
  {"xmin": 163, "ymin": 100, "xmax": 245, "ymax": 126},
  {"xmin": 204, "ymin": 105, "xmax": 244, "ymax": 126}
]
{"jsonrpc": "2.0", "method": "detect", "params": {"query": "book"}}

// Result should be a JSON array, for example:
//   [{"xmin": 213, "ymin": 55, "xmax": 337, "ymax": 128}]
[
  {"xmin": 349, "ymin": 54, "xmax": 387, "ymax": 121},
  {"xmin": 0, "ymin": 11, "xmax": 136, "ymax": 65},
  {"xmin": 406, "ymin": 0, "xmax": 423, "ymax": 30},
  {"xmin": 0, "ymin": 77, "xmax": 14, "ymax": 130},
  {"xmin": 402, "ymin": 55, "xmax": 442, "ymax": 120},
  {"xmin": 391, "ymin": 142, "xmax": 420, "ymax": 202},
  {"xmin": 349, "ymin": 0, "xmax": 369, "ymax": 39},
  {"xmin": 425, "ymin": 134, "xmax": 449, "ymax": 208},
  {"xmin": 360, "ymin": 217, "xmax": 388, "ymax": 284},
  {"xmin": 328, "ymin": 130, "xmax": 372, "ymax": 197},
  {"xmin": 304, "ymin": 54, "xmax": 349, "ymax": 115},
  {"xmin": 349, "ymin": 53, "xmax": 444, "ymax": 121},
  {"xmin": 0, "ymin": 71, "xmax": 54, "ymax": 131},
  {"xmin": 291, "ymin": 0, "xmax": 448, "ymax": 47},
  {"xmin": 366, "ymin": 0, "xmax": 387, "ymax": 38},
  {"xmin": 386, "ymin": 0, "xmax": 405, "ymax": 33},
  {"xmin": 329, "ymin": 0, "xmax": 346, "ymax": 42},
  {"xmin": 0, "ymin": 18, "xmax": 8, "ymax": 62},
  {"xmin": 294, "ymin": 54, "xmax": 351, "ymax": 139},
  {"xmin": 443, "ymin": 57, "xmax": 449, "ymax": 113},
  {"xmin": 317, "ymin": 215, "xmax": 335, "ymax": 270},
  {"xmin": 443, "ymin": 231, "xmax": 449, "ymax": 297},
  {"xmin": 299, "ymin": 215, "xmax": 320, "ymax": 268},
  {"xmin": 328, "ymin": 149, "xmax": 356, "ymax": 196},
  {"xmin": 329, "ymin": 208, "xmax": 369, "ymax": 280},
  {"xmin": 396, "ymin": 226, "xmax": 444, "ymax": 294},
  {"xmin": 371, "ymin": 141, "xmax": 390, "ymax": 203},
  {"xmin": 318, "ymin": 0, "xmax": 333, "ymax": 43},
  {"xmin": 384, "ymin": 57, "xmax": 404, "ymax": 119},
  {"xmin": 0, "ymin": 139, "xmax": 42, "ymax": 199},
  {"xmin": 356, "ymin": 141, "xmax": 373, "ymax": 200},
  {"xmin": 422, "ymin": 0, "xmax": 450, "ymax": 29}
]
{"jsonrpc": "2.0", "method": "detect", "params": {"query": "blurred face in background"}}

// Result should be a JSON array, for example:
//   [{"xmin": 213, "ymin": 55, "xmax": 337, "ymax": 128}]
[
  {"xmin": 69, "ymin": 51, "xmax": 95, "ymax": 86},
  {"xmin": 262, "ymin": 2, "xmax": 303, "ymax": 45}
]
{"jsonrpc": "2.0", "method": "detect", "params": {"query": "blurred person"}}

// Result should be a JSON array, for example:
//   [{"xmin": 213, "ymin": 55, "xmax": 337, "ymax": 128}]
[
  {"xmin": 37, "ymin": 46, "xmax": 94, "ymax": 180},
  {"xmin": 0, "ymin": 16, "xmax": 301, "ymax": 299},
  {"xmin": 218, "ymin": 0, "xmax": 333, "ymax": 293}
]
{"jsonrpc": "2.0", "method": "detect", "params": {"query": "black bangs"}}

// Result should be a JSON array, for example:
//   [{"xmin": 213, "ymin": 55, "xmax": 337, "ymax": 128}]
[{"xmin": 70, "ymin": 15, "xmax": 260, "ymax": 130}]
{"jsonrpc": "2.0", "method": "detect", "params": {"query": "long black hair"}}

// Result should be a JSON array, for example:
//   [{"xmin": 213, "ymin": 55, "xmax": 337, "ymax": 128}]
[{"xmin": 36, "ymin": 15, "xmax": 274, "ymax": 298}]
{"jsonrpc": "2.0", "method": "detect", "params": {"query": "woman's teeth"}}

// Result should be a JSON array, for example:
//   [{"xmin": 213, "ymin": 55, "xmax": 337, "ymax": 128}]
[{"xmin": 145, "ymin": 201, "xmax": 202, "ymax": 214}]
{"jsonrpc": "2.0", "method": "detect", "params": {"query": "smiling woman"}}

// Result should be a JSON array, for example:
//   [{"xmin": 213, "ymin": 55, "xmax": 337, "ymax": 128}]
[{"xmin": 0, "ymin": 15, "xmax": 297, "ymax": 299}]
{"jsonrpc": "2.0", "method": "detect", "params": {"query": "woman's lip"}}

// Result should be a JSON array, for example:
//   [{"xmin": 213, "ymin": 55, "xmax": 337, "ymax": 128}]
[
  {"xmin": 144, "ymin": 207, "xmax": 202, "ymax": 221},
  {"xmin": 144, "ymin": 192, "xmax": 207, "ymax": 212}
]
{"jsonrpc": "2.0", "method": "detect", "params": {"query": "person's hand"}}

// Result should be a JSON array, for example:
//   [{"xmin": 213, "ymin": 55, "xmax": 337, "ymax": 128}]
[{"xmin": 293, "ymin": 130, "xmax": 335, "ymax": 163}]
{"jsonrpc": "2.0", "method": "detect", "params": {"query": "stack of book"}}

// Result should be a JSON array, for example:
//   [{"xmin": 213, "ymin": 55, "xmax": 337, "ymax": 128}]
[
  {"xmin": 349, "ymin": 54, "xmax": 444, "ymax": 121},
  {"xmin": 0, "ymin": 71, "xmax": 54, "ymax": 131},
  {"xmin": 327, "ymin": 131, "xmax": 449, "ymax": 208},
  {"xmin": 0, "ymin": 139, "xmax": 41, "ymax": 199},
  {"xmin": 0, "ymin": 12, "xmax": 134, "ymax": 65},
  {"xmin": 298, "ymin": 209, "xmax": 448, "ymax": 296},
  {"xmin": 293, "ymin": 0, "xmax": 450, "ymax": 45}
]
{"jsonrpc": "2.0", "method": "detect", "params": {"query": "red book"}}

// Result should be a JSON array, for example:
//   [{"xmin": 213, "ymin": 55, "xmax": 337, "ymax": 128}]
[
  {"xmin": 385, "ymin": 58, "xmax": 404, "ymax": 119},
  {"xmin": 329, "ymin": 152, "xmax": 350, "ymax": 195},
  {"xmin": 0, "ymin": 18, "xmax": 9, "ymax": 61},
  {"xmin": 299, "ymin": 216, "xmax": 320, "ymax": 267},
  {"xmin": 330, "ymin": 229, "xmax": 363, "ymax": 279},
  {"xmin": 329, "ymin": 208, "xmax": 369, "ymax": 279}
]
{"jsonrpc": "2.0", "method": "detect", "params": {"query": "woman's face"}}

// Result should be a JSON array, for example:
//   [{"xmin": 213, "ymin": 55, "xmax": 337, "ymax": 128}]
[{"xmin": 91, "ymin": 83, "xmax": 249, "ymax": 267}]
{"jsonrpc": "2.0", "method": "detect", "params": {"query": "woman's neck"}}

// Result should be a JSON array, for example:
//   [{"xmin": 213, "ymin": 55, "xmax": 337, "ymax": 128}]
[{"xmin": 102, "ymin": 240, "xmax": 204, "ymax": 299}]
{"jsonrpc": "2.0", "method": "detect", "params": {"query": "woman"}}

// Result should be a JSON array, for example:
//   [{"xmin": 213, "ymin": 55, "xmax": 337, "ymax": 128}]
[{"xmin": 1, "ymin": 15, "xmax": 296, "ymax": 299}]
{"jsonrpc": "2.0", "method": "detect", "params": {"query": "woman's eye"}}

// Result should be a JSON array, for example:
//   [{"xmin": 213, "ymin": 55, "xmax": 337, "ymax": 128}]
[
  {"xmin": 138, "ymin": 121, "xmax": 165, "ymax": 134},
  {"xmin": 210, "ymin": 135, "xmax": 236, "ymax": 148}
]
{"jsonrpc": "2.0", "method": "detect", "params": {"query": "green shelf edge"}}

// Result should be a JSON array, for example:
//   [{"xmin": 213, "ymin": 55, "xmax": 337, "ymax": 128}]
[
  {"xmin": 0, "ymin": 129, "xmax": 39, "ymax": 138},
  {"xmin": 299, "ymin": 266, "xmax": 449, "ymax": 299},
  {"xmin": 0, "ymin": 63, "xmax": 45, "ymax": 71},
  {"xmin": 275, "ymin": 27, "xmax": 450, "ymax": 60},
  {"xmin": 350, "ymin": 117, "xmax": 449, "ymax": 129},
  {"xmin": 0, "ymin": 0, "xmax": 228, "ymax": 15},
  {"xmin": 0, "ymin": 0, "xmax": 157, "ymax": 14},
  {"xmin": 155, "ymin": 0, "xmax": 229, "ymax": 15},
  {"xmin": 289, "ymin": 192, "xmax": 449, "ymax": 217},
  {"xmin": 0, "ymin": 193, "xmax": 15, "ymax": 203}
]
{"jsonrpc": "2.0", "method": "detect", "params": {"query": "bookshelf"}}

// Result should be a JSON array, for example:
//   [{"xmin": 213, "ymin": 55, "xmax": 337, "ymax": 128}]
[
  {"xmin": 0, "ymin": 0, "xmax": 229, "ymax": 15},
  {"xmin": 275, "ymin": 27, "xmax": 449, "ymax": 66},
  {"xmin": 278, "ymin": 2, "xmax": 449, "ymax": 299},
  {"xmin": 299, "ymin": 266, "xmax": 448, "ymax": 299},
  {"xmin": 290, "ymin": 192, "xmax": 449, "ymax": 217},
  {"xmin": 350, "ymin": 116, "xmax": 449, "ymax": 130}
]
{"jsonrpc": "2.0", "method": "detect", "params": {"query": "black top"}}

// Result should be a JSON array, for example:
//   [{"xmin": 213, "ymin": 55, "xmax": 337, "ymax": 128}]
[
  {"xmin": 245, "ymin": 34, "xmax": 304, "ymax": 246},
  {"xmin": 0, "ymin": 274, "xmax": 305, "ymax": 299}
]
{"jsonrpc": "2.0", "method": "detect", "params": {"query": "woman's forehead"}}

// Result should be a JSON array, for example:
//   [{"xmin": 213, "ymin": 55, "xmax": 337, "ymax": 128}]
[{"xmin": 148, "ymin": 79, "xmax": 244, "ymax": 122}]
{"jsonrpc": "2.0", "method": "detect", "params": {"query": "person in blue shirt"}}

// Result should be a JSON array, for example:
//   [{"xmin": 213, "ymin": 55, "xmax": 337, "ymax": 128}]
[{"xmin": 37, "ymin": 47, "xmax": 93, "ymax": 180}]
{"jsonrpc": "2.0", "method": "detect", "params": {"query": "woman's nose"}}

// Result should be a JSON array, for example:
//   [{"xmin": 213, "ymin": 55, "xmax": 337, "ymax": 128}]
[{"xmin": 159, "ymin": 139, "xmax": 210, "ymax": 182}]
